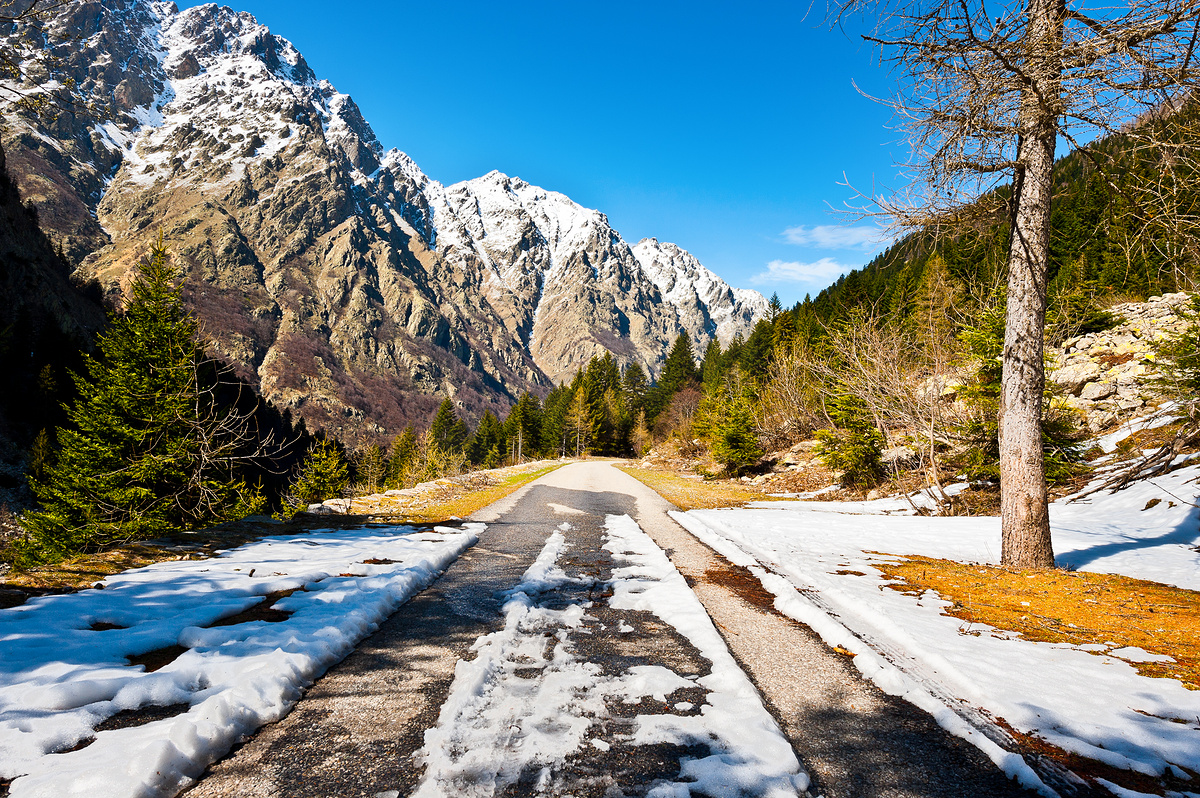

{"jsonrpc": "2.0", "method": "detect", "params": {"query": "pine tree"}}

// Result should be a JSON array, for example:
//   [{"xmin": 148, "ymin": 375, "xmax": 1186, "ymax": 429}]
[
  {"xmin": 386, "ymin": 425, "xmax": 417, "ymax": 487},
  {"xmin": 814, "ymin": 393, "xmax": 886, "ymax": 489},
  {"xmin": 469, "ymin": 411, "xmax": 506, "ymax": 466},
  {"xmin": 353, "ymin": 442, "xmax": 386, "ymax": 493},
  {"xmin": 283, "ymin": 436, "xmax": 350, "ymax": 514},
  {"xmin": 710, "ymin": 392, "xmax": 763, "ymax": 476},
  {"xmin": 621, "ymin": 362, "xmax": 648, "ymax": 410},
  {"xmin": 503, "ymin": 392, "xmax": 542, "ymax": 462},
  {"xmin": 911, "ymin": 253, "xmax": 962, "ymax": 355},
  {"xmin": 645, "ymin": 334, "xmax": 698, "ymax": 423},
  {"xmin": 566, "ymin": 387, "xmax": 591, "ymax": 457},
  {"xmin": 700, "ymin": 340, "xmax": 724, "ymax": 389},
  {"xmin": 659, "ymin": 333, "xmax": 698, "ymax": 391},
  {"xmin": 631, "ymin": 409, "xmax": 652, "ymax": 457},
  {"xmin": 540, "ymin": 384, "xmax": 571, "ymax": 457},
  {"xmin": 738, "ymin": 319, "xmax": 775, "ymax": 380},
  {"xmin": 429, "ymin": 398, "xmax": 468, "ymax": 453},
  {"xmin": 956, "ymin": 300, "xmax": 1082, "ymax": 482},
  {"xmin": 25, "ymin": 236, "xmax": 261, "ymax": 557}
]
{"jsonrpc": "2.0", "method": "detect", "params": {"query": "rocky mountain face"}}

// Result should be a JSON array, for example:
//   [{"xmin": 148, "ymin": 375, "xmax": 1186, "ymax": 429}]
[{"xmin": 3, "ymin": 0, "xmax": 765, "ymax": 440}]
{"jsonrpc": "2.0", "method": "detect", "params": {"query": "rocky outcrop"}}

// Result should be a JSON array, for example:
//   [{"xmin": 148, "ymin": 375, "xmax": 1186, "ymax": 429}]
[
  {"xmin": 1, "ymin": 0, "xmax": 765, "ymax": 440},
  {"xmin": 1049, "ymin": 293, "xmax": 1190, "ymax": 432}
]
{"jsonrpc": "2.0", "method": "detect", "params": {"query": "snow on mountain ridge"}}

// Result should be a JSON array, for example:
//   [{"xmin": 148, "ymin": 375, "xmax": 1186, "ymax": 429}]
[
  {"xmin": 3, "ymin": 0, "xmax": 766, "ymax": 437},
  {"xmin": 632, "ymin": 237, "xmax": 768, "ymax": 347}
]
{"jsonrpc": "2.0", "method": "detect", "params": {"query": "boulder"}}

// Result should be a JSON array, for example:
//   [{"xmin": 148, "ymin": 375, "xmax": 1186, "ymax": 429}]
[
  {"xmin": 882, "ymin": 445, "xmax": 919, "ymax": 469},
  {"xmin": 1080, "ymin": 381, "xmax": 1116, "ymax": 401},
  {"xmin": 1050, "ymin": 361, "xmax": 1101, "ymax": 395}
]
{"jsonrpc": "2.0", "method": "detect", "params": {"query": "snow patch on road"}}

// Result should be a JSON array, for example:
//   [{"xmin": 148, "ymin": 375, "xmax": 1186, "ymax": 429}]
[
  {"xmin": 413, "ymin": 518, "xmax": 808, "ymax": 797},
  {"xmin": 413, "ymin": 525, "xmax": 604, "ymax": 796},
  {"xmin": 1, "ymin": 524, "xmax": 480, "ymax": 797},
  {"xmin": 603, "ymin": 514, "xmax": 809, "ymax": 798}
]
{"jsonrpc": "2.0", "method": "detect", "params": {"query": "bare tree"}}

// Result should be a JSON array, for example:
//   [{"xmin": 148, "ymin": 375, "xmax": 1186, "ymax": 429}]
[{"xmin": 838, "ymin": 0, "xmax": 1200, "ymax": 567}]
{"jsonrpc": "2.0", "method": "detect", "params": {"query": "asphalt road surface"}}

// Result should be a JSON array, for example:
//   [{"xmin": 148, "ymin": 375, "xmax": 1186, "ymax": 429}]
[{"xmin": 184, "ymin": 461, "xmax": 1045, "ymax": 798}]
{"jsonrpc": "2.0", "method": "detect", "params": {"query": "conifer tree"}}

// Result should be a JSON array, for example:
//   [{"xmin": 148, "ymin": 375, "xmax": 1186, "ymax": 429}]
[
  {"xmin": 710, "ymin": 392, "xmax": 763, "ymax": 476},
  {"xmin": 659, "ymin": 333, "xmax": 698, "ymax": 390},
  {"xmin": 621, "ymin": 362, "xmax": 648, "ymax": 415},
  {"xmin": 645, "ymin": 333, "xmax": 698, "ymax": 423},
  {"xmin": 772, "ymin": 311, "xmax": 798, "ymax": 353},
  {"xmin": 814, "ymin": 393, "xmax": 886, "ymax": 489},
  {"xmin": 911, "ymin": 253, "xmax": 962, "ymax": 355},
  {"xmin": 504, "ymin": 392, "xmax": 542, "ymax": 462},
  {"xmin": 429, "ymin": 398, "xmax": 468, "ymax": 453},
  {"xmin": 566, "ymin": 387, "xmax": 591, "ymax": 457},
  {"xmin": 738, "ymin": 319, "xmax": 775, "ymax": 380},
  {"xmin": 540, "ymin": 384, "xmax": 571, "ymax": 457},
  {"xmin": 283, "ymin": 436, "xmax": 350, "ymax": 514},
  {"xmin": 700, "ymin": 340, "xmax": 724, "ymax": 389},
  {"xmin": 631, "ymin": 409, "xmax": 652, "ymax": 457},
  {"xmin": 25, "ymin": 237, "xmax": 261, "ymax": 557},
  {"xmin": 386, "ymin": 425, "xmax": 417, "ymax": 487},
  {"xmin": 353, "ymin": 442, "xmax": 386, "ymax": 493},
  {"xmin": 469, "ymin": 410, "xmax": 506, "ymax": 466}
]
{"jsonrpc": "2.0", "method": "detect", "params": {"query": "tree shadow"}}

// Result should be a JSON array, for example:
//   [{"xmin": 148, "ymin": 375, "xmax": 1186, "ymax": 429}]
[{"xmin": 1054, "ymin": 500, "xmax": 1200, "ymax": 572}]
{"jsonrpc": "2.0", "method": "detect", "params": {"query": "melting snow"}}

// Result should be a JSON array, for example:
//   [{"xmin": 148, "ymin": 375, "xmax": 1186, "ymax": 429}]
[
  {"xmin": 674, "ymin": 459, "xmax": 1200, "ymax": 794},
  {"xmin": 0, "ymin": 524, "xmax": 479, "ymax": 797},
  {"xmin": 412, "ymin": 518, "xmax": 807, "ymax": 797}
]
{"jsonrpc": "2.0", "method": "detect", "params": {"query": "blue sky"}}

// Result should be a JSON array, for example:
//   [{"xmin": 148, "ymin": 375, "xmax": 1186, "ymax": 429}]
[{"xmin": 180, "ymin": 0, "xmax": 903, "ymax": 305}]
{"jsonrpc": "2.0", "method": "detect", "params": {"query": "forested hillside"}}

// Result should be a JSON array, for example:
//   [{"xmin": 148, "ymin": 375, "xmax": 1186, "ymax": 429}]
[{"xmin": 801, "ymin": 105, "xmax": 1200, "ymax": 335}]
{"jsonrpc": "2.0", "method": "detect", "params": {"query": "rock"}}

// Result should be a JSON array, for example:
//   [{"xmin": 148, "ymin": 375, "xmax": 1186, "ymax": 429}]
[
  {"xmin": 1080, "ymin": 381, "xmax": 1116, "ymax": 401},
  {"xmin": 866, "ymin": 489, "xmax": 882, "ymax": 501},
  {"xmin": 1050, "ymin": 361, "xmax": 1101, "ymax": 395},
  {"xmin": 882, "ymin": 445, "xmax": 919, "ymax": 469}
]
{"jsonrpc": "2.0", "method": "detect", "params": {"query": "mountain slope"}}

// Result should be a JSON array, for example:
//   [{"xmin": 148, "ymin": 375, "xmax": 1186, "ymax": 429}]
[{"xmin": 2, "ymin": 0, "xmax": 765, "ymax": 438}]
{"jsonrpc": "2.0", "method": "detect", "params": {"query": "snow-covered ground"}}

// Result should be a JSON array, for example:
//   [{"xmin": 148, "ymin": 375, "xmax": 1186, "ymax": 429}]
[
  {"xmin": 413, "ymin": 516, "xmax": 808, "ymax": 797},
  {"xmin": 674, "ymin": 461, "xmax": 1200, "ymax": 797},
  {"xmin": 0, "ymin": 524, "xmax": 480, "ymax": 797}
]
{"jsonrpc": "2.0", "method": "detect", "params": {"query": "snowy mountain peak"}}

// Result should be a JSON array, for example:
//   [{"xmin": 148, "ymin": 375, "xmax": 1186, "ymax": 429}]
[
  {"xmin": 3, "ymin": 0, "xmax": 766, "ymax": 436},
  {"xmin": 631, "ymin": 238, "xmax": 768, "ymax": 346}
]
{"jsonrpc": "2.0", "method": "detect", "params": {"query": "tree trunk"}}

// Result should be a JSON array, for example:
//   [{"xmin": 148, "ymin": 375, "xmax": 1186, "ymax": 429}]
[{"xmin": 999, "ymin": 0, "xmax": 1063, "ymax": 569}]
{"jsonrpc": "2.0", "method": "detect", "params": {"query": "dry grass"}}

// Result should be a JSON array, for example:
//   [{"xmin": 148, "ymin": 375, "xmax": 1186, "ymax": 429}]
[
  {"xmin": 396, "ymin": 462, "xmax": 566, "ymax": 522},
  {"xmin": 876, "ymin": 555, "xmax": 1200, "ymax": 690},
  {"xmin": 3, "ymin": 544, "xmax": 178, "ymax": 592},
  {"xmin": 618, "ymin": 466, "xmax": 792, "ymax": 510}
]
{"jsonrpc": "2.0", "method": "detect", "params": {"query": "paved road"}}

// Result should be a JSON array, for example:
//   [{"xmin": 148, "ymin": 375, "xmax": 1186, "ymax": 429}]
[{"xmin": 185, "ymin": 462, "xmax": 1042, "ymax": 798}]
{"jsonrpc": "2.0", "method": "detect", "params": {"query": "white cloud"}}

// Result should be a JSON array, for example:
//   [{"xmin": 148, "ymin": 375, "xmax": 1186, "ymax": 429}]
[
  {"xmin": 750, "ymin": 258, "xmax": 853, "ymax": 285},
  {"xmin": 782, "ymin": 224, "xmax": 886, "ymax": 251}
]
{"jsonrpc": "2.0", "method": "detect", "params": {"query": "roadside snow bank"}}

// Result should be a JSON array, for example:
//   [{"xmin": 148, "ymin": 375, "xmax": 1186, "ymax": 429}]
[
  {"xmin": 1, "ymin": 524, "xmax": 480, "ymax": 797},
  {"xmin": 674, "ymin": 463, "xmax": 1200, "ymax": 792}
]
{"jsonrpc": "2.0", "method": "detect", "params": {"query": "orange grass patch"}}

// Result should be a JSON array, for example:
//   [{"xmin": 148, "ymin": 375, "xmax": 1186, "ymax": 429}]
[{"xmin": 876, "ymin": 555, "xmax": 1200, "ymax": 690}]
